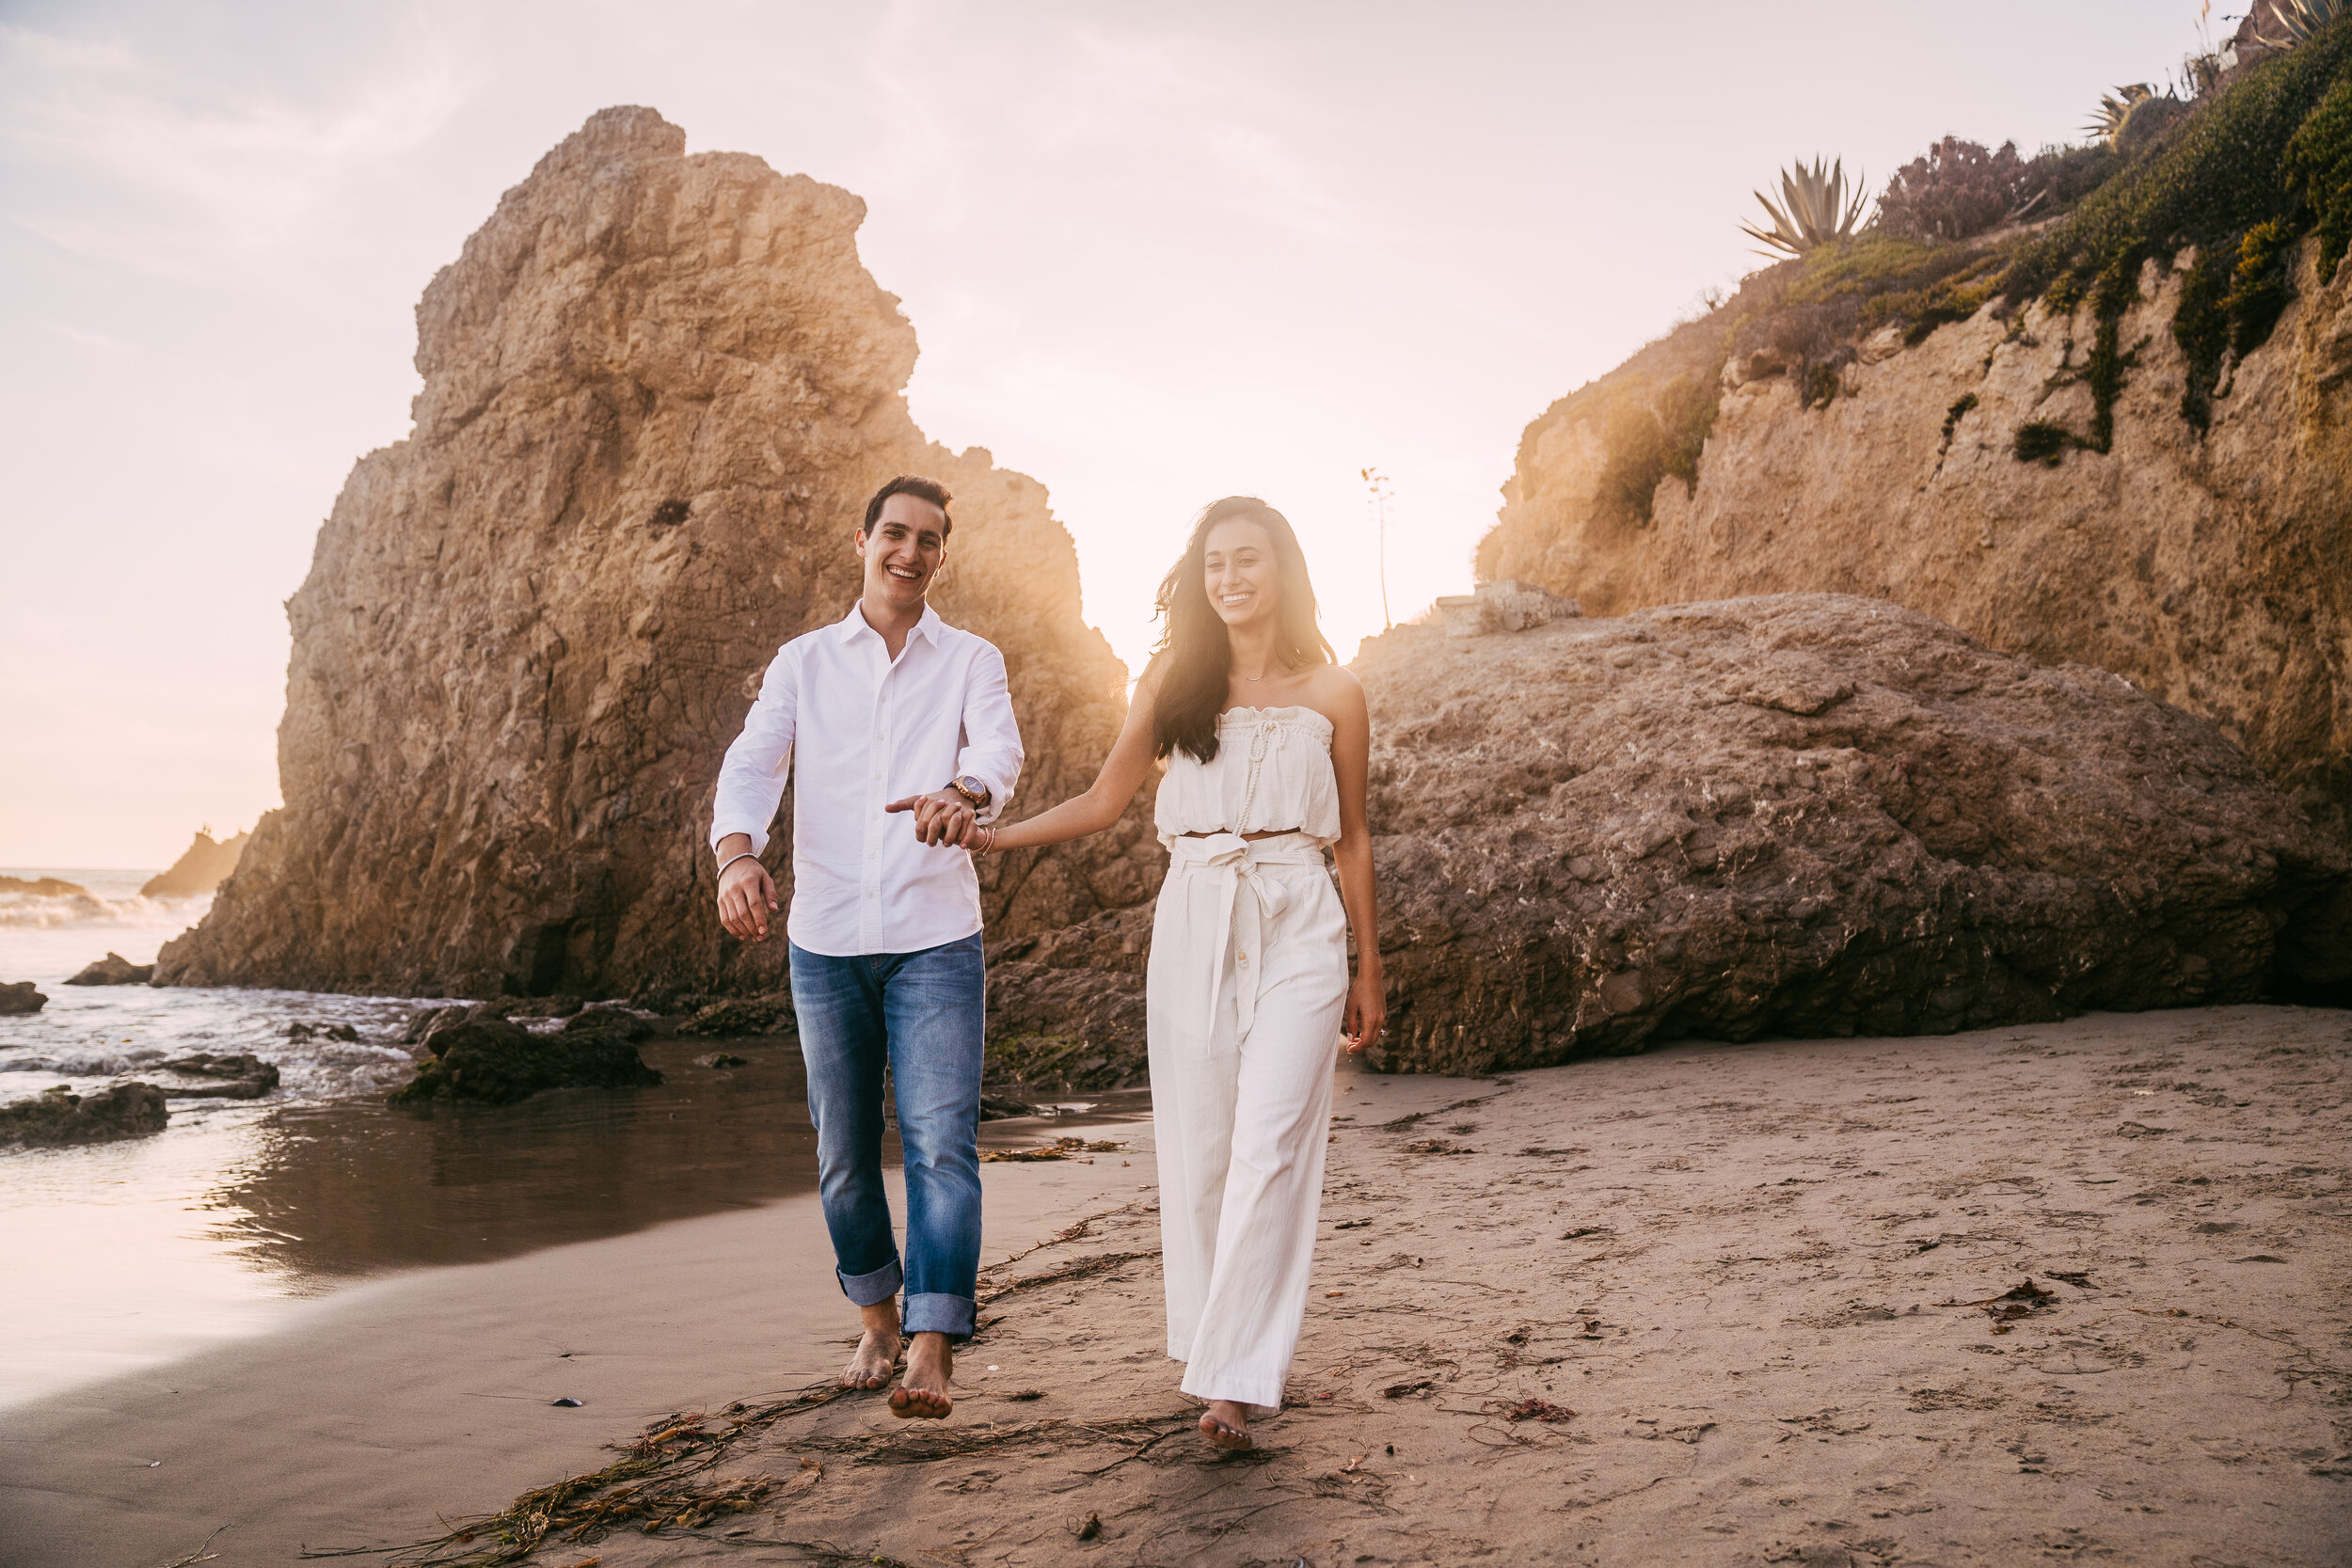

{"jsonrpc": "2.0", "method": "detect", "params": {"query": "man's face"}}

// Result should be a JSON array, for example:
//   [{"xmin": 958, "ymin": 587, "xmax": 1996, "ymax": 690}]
[{"xmin": 856, "ymin": 493, "xmax": 947, "ymax": 612}]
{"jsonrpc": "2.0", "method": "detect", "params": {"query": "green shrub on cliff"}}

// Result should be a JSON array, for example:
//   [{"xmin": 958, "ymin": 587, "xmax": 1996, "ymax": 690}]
[
  {"xmin": 1878, "ymin": 138, "xmax": 2040, "ymax": 242},
  {"xmin": 2283, "ymin": 69, "xmax": 2352, "ymax": 279},
  {"xmin": 1596, "ymin": 372, "xmax": 1720, "ymax": 525},
  {"xmin": 2004, "ymin": 15, "xmax": 2352, "ymax": 450}
]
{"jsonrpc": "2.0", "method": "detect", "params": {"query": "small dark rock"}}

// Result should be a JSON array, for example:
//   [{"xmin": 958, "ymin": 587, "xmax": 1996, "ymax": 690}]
[
  {"xmin": 693, "ymin": 1052, "xmax": 750, "ymax": 1069},
  {"xmin": 566, "ymin": 1005, "xmax": 653, "ymax": 1042},
  {"xmin": 979, "ymin": 1092, "xmax": 1040, "ymax": 1121},
  {"xmin": 0, "ymin": 981, "xmax": 47, "ymax": 1015},
  {"xmin": 551, "ymin": 1396, "xmax": 583, "ymax": 1407},
  {"xmin": 284, "ymin": 1022, "xmax": 360, "ymax": 1043},
  {"xmin": 675, "ymin": 991, "xmax": 795, "ymax": 1037},
  {"xmin": 65, "ymin": 952, "xmax": 155, "ymax": 986},
  {"xmin": 389, "ymin": 1021, "xmax": 663, "ymax": 1106},
  {"xmin": 157, "ymin": 1053, "xmax": 281, "ymax": 1100},
  {"xmin": 1, "ymin": 1082, "xmax": 169, "ymax": 1145}
]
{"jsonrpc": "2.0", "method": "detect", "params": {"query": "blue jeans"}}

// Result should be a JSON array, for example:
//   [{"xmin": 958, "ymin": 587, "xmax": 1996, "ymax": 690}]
[{"xmin": 789, "ymin": 933, "xmax": 985, "ymax": 1339}]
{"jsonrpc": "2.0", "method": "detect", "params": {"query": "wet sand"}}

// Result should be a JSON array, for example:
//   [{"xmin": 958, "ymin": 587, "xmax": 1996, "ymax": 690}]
[{"xmin": 7, "ymin": 1006, "xmax": 2347, "ymax": 1565}]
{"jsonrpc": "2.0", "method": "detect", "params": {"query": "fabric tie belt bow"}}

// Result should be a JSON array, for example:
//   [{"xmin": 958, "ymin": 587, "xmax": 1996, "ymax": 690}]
[{"xmin": 1173, "ymin": 831, "xmax": 1321, "ymax": 1040}]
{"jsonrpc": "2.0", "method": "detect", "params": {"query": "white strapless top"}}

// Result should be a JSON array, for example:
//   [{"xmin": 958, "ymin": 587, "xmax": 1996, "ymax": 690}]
[{"xmin": 1154, "ymin": 705, "xmax": 1341, "ymax": 850}]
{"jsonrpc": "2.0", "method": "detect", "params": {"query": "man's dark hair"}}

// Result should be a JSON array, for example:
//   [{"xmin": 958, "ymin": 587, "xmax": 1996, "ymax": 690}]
[{"xmin": 863, "ymin": 475, "xmax": 953, "ymax": 538}]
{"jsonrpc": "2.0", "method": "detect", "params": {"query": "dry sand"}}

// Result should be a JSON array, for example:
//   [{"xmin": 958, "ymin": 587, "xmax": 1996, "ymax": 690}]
[{"xmin": 8, "ymin": 1005, "xmax": 2348, "ymax": 1565}]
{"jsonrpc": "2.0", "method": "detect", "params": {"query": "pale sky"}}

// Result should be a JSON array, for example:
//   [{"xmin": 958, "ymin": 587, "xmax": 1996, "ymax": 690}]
[{"xmin": 0, "ymin": 0, "xmax": 2216, "ymax": 866}]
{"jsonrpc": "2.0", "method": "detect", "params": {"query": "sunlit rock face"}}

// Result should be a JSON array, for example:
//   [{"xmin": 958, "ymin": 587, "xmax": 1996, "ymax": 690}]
[
  {"xmin": 1353, "ymin": 594, "xmax": 2351, "ymax": 1077},
  {"xmin": 158, "ymin": 107, "xmax": 1157, "ymax": 999},
  {"xmin": 1479, "ymin": 248, "xmax": 2352, "ymax": 837}
]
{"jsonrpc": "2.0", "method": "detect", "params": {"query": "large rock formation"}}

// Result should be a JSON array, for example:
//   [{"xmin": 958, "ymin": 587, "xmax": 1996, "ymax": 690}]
[
  {"xmin": 1352, "ymin": 594, "xmax": 2349, "ymax": 1076},
  {"xmin": 1478, "ymin": 239, "xmax": 2352, "ymax": 836},
  {"xmin": 65, "ymin": 952, "xmax": 153, "ymax": 986},
  {"xmin": 156, "ymin": 108, "xmax": 1157, "ymax": 1000},
  {"xmin": 140, "ymin": 829, "xmax": 249, "ymax": 898}
]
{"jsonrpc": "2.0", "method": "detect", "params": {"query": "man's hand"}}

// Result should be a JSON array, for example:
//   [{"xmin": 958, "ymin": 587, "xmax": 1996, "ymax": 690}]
[
  {"xmin": 718, "ymin": 856, "xmax": 780, "ymax": 941},
  {"xmin": 884, "ymin": 788, "xmax": 978, "ymax": 847}
]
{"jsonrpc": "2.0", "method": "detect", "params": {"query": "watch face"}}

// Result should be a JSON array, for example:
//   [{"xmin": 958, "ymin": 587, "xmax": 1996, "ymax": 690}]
[{"xmin": 958, "ymin": 775, "xmax": 986, "ymax": 796}]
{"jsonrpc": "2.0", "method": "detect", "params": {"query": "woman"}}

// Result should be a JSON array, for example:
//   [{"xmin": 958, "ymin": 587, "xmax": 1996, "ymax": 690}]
[{"xmin": 962, "ymin": 496, "xmax": 1384, "ymax": 1450}]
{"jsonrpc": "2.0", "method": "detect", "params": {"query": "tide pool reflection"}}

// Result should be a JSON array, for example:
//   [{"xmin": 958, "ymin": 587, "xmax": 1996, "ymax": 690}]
[
  {"xmin": 0, "ymin": 1037, "xmax": 818, "ymax": 1405},
  {"xmin": 201, "ymin": 1037, "xmax": 819, "ymax": 1282}
]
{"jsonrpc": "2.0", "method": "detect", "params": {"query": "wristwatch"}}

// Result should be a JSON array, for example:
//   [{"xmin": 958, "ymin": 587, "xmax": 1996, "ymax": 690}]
[{"xmin": 948, "ymin": 774, "xmax": 991, "ymax": 810}]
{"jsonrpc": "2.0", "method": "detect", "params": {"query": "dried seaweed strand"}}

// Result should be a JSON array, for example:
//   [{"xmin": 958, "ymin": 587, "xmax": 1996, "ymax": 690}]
[
  {"xmin": 977, "ymin": 1248, "xmax": 1161, "ymax": 1305},
  {"xmin": 327, "ymin": 1210, "xmax": 1160, "ymax": 1566},
  {"xmin": 304, "ymin": 1381, "xmax": 861, "ymax": 1566}
]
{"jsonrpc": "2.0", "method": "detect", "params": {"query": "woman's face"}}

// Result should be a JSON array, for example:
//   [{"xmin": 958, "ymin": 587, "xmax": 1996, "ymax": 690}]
[{"xmin": 1201, "ymin": 518, "xmax": 1281, "ymax": 631}]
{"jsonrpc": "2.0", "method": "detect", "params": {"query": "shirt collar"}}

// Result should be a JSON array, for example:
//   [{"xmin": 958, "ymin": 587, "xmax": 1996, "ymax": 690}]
[{"xmin": 835, "ymin": 600, "xmax": 943, "ymax": 648}]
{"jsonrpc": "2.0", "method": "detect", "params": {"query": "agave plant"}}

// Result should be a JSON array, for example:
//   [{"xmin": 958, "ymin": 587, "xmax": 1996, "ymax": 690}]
[
  {"xmin": 1741, "ymin": 156, "xmax": 1867, "ymax": 258},
  {"xmin": 2259, "ymin": 0, "xmax": 2347, "ymax": 47},
  {"xmin": 2085, "ymin": 83, "xmax": 2155, "ymax": 144}
]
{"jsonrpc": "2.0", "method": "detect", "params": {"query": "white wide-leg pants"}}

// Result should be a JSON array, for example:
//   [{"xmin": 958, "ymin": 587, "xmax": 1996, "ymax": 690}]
[{"xmin": 1147, "ymin": 832, "xmax": 1350, "ymax": 1415}]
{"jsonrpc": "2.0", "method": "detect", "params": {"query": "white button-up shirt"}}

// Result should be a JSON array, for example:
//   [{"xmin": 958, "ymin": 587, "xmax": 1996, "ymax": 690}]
[{"xmin": 710, "ymin": 603, "xmax": 1023, "ymax": 957}]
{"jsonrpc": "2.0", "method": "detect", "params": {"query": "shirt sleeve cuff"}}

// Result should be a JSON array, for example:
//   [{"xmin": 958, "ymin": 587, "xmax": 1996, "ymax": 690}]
[{"xmin": 710, "ymin": 823, "xmax": 771, "ymax": 858}]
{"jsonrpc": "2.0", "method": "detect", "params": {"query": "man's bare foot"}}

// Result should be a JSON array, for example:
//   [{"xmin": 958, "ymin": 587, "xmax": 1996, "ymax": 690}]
[
  {"xmin": 842, "ymin": 1302, "xmax": 902, "ymax": 1390},
  {"xmin": 1199, "ymin": 1400, "xmax": 1251, "ymax": 1450},
  {"xmin": 888, "ymin": 1330, "xmax": 954, "ymax": 1419}
]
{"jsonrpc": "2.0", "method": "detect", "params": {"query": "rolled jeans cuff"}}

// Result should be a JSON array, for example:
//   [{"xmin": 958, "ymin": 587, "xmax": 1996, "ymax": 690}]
[
  {"xmin": 838, "ymin": 1256, "xmax": 903, "ymax": 1307},
  {"xmin": 902, "ymin": 1291, "xmax": 976, "ymax": 1340}
]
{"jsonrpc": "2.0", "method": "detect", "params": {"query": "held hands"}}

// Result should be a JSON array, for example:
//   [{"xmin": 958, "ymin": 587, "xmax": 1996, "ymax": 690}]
[
  {"xmin": 1343, "ymin": 965, "xmax": 1387, "ymax": 1056},
  {"xmin": 717, "ymin": 857, "xmax": 780, "ymax": 942},
  {"xmin": 884, "ymin": 788, "xmax": 982, "ymax": 848}
]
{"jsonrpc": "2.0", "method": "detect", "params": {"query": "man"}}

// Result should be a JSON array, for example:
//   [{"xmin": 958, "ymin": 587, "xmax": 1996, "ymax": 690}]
[{"xmin": 711, "ymin": 475, "xmax": 1021, "ymax": 1420}]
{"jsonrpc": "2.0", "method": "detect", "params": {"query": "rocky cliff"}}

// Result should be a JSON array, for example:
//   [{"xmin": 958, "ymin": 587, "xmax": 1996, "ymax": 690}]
[
  {"xmin": 1479, "ymin": 38, "xmax": 2352, "ymax": 835},
  {"xmin": 1481, "ymin": 245, "xmax": 2351, "ymax": 834},
  {"xmin": 158, "ymin": 108, "xmax": 1157, "ymax": 999},
  {"xmin": 140, "ymin": 829, "xmax": 248, "ymax": 898},
  {"xmin": 1351, "ymin": 595, "xmax": 2350, "ymax": 1076}
]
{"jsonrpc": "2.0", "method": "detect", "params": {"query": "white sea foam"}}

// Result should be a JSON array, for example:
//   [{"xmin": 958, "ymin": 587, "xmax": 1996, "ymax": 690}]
[{"xmin": 0, "ymin": 867, "xmax": 431, "ymax": 1109}]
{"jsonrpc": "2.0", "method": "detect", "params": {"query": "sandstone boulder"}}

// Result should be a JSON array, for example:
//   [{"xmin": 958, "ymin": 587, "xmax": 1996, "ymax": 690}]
[
  {"xmin": 985, "ymin": 903, "xmax": 1152, "ymax": 1092},
  {"xmin": 1434, "ymin": 578, "xmax": 1581, "ymax": 639},
  {"xmin": 1, "ymin": 1083, "xmax": 168, "ymax": 1146},
  {"xmin": 65, "ymin": 952, "xmax": 153, "ymax": 986},
  {"xmin": 1352, "ymin": 594, "xmax": 2351, "ymax": 1076},
  {"xmin": 0, "ymin": 981, "xmax": 46, "ymax": 1015},
  {"xmin": 389, "ymin": 1021, "xmax": 663, "ymax": 1106},
  {"xmin": 155, "ymin": 106, "xmax": 1157, "ymax": 1002}
]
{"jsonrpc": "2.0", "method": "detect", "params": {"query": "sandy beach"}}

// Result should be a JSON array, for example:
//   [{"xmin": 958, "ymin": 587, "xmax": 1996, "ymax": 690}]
[{"xmin": 6, "ymin": 1004, "xmax": 2347, "ymax": 1566}]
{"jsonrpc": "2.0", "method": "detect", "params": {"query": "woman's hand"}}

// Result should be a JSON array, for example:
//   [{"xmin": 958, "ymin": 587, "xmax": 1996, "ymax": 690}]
[
  {"xmin": 718, "ymin": 857, "xmax": 779, "ymax": 941},
  {"xmin": 1343, "ymin": 964, "xmax": 1386, "ymax": 1055},
  {"xmin": 884, "ymin": 789, "xmax": 977, "ymax": 847}
]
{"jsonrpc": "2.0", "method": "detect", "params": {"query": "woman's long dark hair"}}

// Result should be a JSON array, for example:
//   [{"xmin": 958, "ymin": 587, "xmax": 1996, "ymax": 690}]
[{"xmin": 1150, "ymin": 496, "xmax": 1336, "ymax": 764}]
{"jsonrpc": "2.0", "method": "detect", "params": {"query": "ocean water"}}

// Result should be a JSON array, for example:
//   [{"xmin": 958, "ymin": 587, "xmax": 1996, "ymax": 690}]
[
  {"xmin": 0, "ymin": 869, "xmax": 820, "ymax": 1407},
  {"xmin": 0, "ymin": 868, "xmax": 427, "ymax": 1101},
  {"xmin": 0, "ymin": 869, "xmax": 1136, "ymax": 1408}
]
